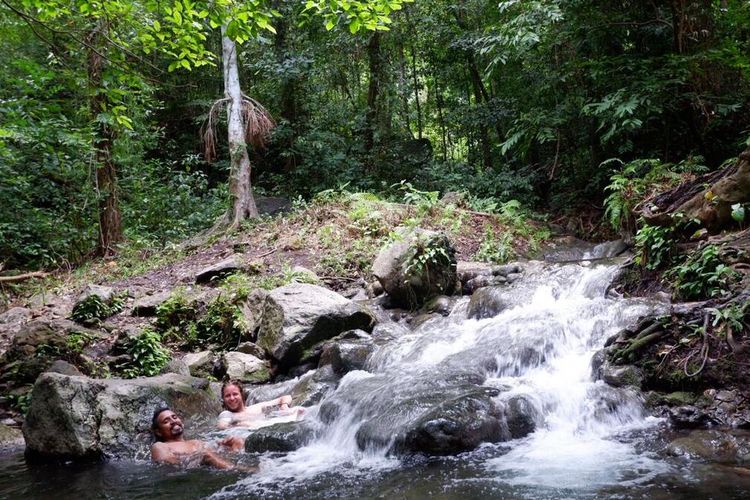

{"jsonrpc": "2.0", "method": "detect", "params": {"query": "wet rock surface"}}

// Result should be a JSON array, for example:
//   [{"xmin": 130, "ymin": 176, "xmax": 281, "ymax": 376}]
[{"xmin": 244, "ymin": 421, "xmax": 316, "ymax": 453}]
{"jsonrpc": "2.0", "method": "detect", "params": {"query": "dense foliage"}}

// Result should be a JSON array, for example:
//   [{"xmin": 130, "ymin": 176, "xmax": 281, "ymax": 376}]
[{"xmin": 1, "ymin": 0, "xmax": 749, "ymax": 269}]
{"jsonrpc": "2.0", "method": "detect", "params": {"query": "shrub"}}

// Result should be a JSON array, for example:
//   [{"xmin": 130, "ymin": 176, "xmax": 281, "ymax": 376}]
[{"xmin": 122, "ymin": 328, "xmax": 171, "ymax": 378}]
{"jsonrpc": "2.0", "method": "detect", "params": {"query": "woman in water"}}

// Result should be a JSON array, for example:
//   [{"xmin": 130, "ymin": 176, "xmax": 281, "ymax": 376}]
[{"xmin": 218, "ymin": 380, "xmax": 305, "ymax": 429}]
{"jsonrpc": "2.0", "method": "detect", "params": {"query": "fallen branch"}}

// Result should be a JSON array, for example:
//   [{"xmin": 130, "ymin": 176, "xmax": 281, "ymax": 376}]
[{"xmin": 0, "ymin": 271, "xmax": 48, "ymax": 282}]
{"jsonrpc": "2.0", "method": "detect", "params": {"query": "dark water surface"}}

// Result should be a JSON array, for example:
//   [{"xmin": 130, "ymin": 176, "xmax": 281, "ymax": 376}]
[{"xmin": 2, "ymin": 442, "xmax": 750, "ymax": 500}]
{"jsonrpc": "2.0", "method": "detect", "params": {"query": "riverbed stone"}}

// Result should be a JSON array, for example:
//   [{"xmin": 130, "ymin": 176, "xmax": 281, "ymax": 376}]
[
  {"xmin": 221, "ymin": 351, "xmax": 271, "ymax": 383},
  {"xmin": 244, "ymin": 421, "xmax": 316, "ymax": 453},
  {"xmin": 466, "ymin": 287, "xmax": 510, "ymax": 319},
  {"xmin": 23, "ymin": 372, "xmax": 220, "ymax": 461},
  {"xmin": 255, "ymin": 283, "xmax": 376, "ymax": 371},
  {"xmin": 290, "ymin": 365, "xmax": 341, "ymax": 406},
  {"xmin": 372, "ymin": 228, "xmax": 457, "ymax": 308},
  {"xmin": 503, "ymin": 395, "xmax": 538, "ymax": 438},
  {"xmin": 183, "ymin": 350, "xmax": 216, "ymax": 378},
  {"xmin": 665, "ymin": 429, "xmax": 750, "ymax": 464},
  {"xmin": 318, "ymin": 330, "xmax": 375, "ymax": 374},
  {"xmin": 354, "ymin": 386, "xmax": 504, "ymax": 455},
  {"xmin": 601, "ymin": 363, "xmax": 644, "ymax": 388}
]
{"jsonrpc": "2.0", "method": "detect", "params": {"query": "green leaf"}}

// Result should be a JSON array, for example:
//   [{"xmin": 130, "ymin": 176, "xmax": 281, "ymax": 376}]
[{"xmin": 731, "ymin": 203, "xmax": 745, "ymax": 222}]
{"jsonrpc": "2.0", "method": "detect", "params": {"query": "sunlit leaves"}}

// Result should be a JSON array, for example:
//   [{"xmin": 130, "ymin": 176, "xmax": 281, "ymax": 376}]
[{"xmin": 301, "ymin": 0, "xmax": 411, "ymax": 34}]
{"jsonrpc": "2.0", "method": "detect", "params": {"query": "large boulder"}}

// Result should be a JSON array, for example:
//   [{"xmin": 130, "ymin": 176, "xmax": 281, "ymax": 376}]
[
  {"xmin": 255, "ymin": 284, "xmax": 376, "ymax": 371},
  {"xmin": 372, "ymin": 228, "xmax": 457, "ymax": 308},
  {"xmin": 0, "ymin": 319, "xmax": 105, "ymax": 385},
  {"xmin": 23, "ymin": 372, "xmax": 221, "ymax": 461},
  {"xmin": 354, "ymin": 386, "xmax": 504, "ymax": 455}
]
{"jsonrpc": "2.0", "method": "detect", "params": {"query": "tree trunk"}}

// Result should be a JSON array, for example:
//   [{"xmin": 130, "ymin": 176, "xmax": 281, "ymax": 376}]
[
  {"xmin": 87, "ymin": 20, "xmax": 122, "ymax": 257},
  {"xmin": 411, "ymin": 44, "xmax": 423, "ymax": 140},
  {"xmin": 364, "ymin": 31, "xmax": 383, "ymax": 158},
  {"xmin": 222, "ymin": 26, "xmax": 258, "ymax": 226}
]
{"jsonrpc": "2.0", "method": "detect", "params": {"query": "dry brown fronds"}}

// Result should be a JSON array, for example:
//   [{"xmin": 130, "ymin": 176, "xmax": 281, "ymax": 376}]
[{"xmin": 200, "ymin": 95, "xmax": 275, "ymax": 163}]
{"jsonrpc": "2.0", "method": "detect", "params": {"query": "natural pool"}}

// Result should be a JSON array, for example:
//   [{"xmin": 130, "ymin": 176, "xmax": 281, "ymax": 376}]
[{"xmin": 3, "ymin": 261, "xmax": 749, "ymax": 499}]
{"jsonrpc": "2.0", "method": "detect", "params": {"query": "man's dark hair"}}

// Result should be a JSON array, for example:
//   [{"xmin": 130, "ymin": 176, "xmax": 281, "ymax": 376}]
[{"xmin": 152, "ymin": 406, "xmax": 171, "ymax": 442}]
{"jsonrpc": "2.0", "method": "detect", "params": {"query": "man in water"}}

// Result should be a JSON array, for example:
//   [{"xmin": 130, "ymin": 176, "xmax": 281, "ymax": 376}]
[
  {"xmin": 217, "ymin": 380, "xmax": 305, "ymax": 429},
  {"xmin": 151, "ymin": 406, "xmax": 247, "ymax": 469}
]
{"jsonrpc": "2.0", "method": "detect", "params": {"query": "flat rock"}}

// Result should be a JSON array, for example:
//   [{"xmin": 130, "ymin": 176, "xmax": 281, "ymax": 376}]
[{"xmin": 195, "ymin": 256, "xmax": 244, "ymax": 284}]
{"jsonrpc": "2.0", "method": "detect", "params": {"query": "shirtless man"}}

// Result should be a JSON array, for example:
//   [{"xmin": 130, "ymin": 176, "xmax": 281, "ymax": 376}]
[
  {"xmin": 150, "ymin": 406, "xmax": 246, "ymax": 469},
  {"xmin": 217, "ymin": 380, "xmax": 304, "ymax": 429}
]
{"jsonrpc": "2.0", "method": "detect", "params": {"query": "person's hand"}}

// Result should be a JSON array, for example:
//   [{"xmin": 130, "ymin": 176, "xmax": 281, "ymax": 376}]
[{"xmin": 218, "ymin": 435, "xmax": 245, "ymax": 451}]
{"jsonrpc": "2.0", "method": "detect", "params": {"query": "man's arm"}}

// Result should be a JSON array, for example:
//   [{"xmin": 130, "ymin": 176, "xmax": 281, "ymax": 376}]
[{"xmin": 200, "ymin": 449, "xmax": 236, "ymax": 469}]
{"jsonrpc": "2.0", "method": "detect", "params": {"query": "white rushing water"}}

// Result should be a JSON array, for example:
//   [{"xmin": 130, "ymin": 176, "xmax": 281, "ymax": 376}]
[{"xmin": 216, "ymin": 262, "xmax": 672, "ymax": 497}]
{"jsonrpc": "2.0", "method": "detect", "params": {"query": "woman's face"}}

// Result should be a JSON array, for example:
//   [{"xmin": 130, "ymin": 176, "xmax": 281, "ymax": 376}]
[{"xmin": 222, "ymin": 384, "xmax": 245, "ymax": 413}]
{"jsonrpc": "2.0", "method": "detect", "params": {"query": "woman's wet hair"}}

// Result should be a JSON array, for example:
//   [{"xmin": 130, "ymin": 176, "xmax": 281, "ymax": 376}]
[{"xmin": 221, "ymin": 380, "xmax": 246, "ymax": 409}]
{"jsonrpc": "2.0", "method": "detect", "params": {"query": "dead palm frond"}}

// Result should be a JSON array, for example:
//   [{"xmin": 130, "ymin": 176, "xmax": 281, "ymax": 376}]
[{"xmin": 200, "ymin": 95, "xmax": 275, "ymax": 163}]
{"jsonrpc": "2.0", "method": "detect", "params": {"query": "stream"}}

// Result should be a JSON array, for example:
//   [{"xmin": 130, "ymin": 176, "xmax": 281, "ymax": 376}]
[{"xmin": 2, "ymin": 260, "xmax": 750, "ymax": 499}]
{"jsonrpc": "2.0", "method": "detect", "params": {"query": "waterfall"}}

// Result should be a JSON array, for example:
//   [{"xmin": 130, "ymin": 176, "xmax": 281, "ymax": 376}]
[{"xmin": 215, "ymin": 262, "xmax": 672, "ymax": 497}]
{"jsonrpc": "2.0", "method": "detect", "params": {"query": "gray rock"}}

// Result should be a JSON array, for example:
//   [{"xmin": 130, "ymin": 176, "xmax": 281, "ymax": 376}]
[
  {"xmin": 668, "ymin": 405, "xmax": 715, "ymax": 428},
  {"xmin": 492, "ymin": 264, "xmax": 522, "ymax": 276},
  {"xmin": 423, "ymin": 296, "xmax": 453, "ymax": 316},
  {"xmin": 466, "ymin": 287, "xmax": 509, "ymax": 320},
  {"xmin": 46, "ymin": 360, "xmax": 83, "ymax": 376},
  {"xmin": 78, "ymin": 285, "xmax": 115, "ymax": 304},
  {"xmin": 601, "ymin": 363, "xmax": 643, "ymax": 388},
  {"xmin": 356, "ymin": 387, "xmax": 504, "ymax": 455},
  {"xmin": 372, "ymin": 228, "xmax": 458, "ymax": 308},
  {"xmin": 0, "ymin": 319, "xmax": 105, "ymax": 383},
  {"xmin": 463, "ymin": 274, "xmax": 507, "ymax": 294},
  {"xmin": 290, "ymin": 366, "xmax": 340, "ymax": 406},
  {"xmin": 195, "ymin": 255, "xmax": 244, "ymax": 284},
  {"xmin": 589, "ymin": 240, "xmax": 629, "ymax": 259},
  {"xmin": 244, "ymin": 421, "xmax": 316, "ymax": 453},
  {"xmin": 183, "ymin": 350, "xmax": 216, "ymax": 378},
  {"xmin": 255, "ymin": 284, "xmax": 376, "ymax": 371},
  {"xmin": 160, "ymin": 358, "xmax": 190, "ymax": 376},
  {"xmin": 23, "ymin": 372, "xmax": 221, "ymax": 461},
  {"xmin": 456, "ymin": 261, "xmax": 494, "ymax": 284},
  {"xmin": 319, "ymin": 330, "xmax": 375, "ymax": 374},
  {"xmin": 221, "ymin": 351, "xmax": 271, "ymax": 384},
  {"xmin": 236, "ymin": 342, "xmax": 266, "ymax": 359},
  {"xmin": 503, "ymin": 395, "xmax": 538, "ymax": 438},
  {"xmin": 131, "ymin": 291, "xmax": 172, "ymax": 317},
  {"xmin": 0, "ymin": 307, "xmax": 32, "ymax": 353}
]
